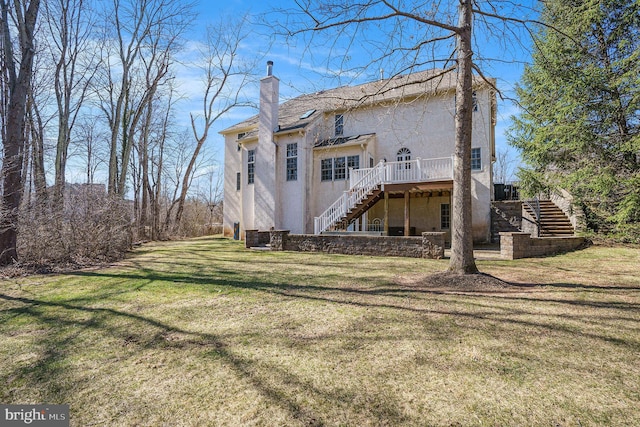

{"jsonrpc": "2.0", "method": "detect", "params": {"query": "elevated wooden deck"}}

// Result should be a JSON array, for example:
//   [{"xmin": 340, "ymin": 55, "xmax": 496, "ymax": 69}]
[{"xmin": 315, "ymin": 158, "xmax": 454, "ymax": 234}]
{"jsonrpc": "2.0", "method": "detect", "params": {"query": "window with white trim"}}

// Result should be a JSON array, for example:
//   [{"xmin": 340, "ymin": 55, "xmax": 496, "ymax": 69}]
[
  {"xmin": 335, "ymin": 114, "xmax": 344, "ymax": 136},
  {"xmin": 334, "ymin": 157, "xmax": 346, "ymax": 180},
  {"xmin": 320, "ymin": 155, "xmax": 360, "ymax": 182},
  {"xmin": 321, "ymin": 159, "xmax": 333, "ymax": 181},
  {"xmin": 441, "ymin": 203, "xmax": 450, "ymax": 230},
  {"xmin": 471, "ymin": 147, "xmax": 481, "ymax": 171},
  {"xmin": 347, "ymin": 155, "xmax": 359, "ymax": 178},
  {"xmin": 397, "ymin": 147, "xmax": 411, "ymax": 169},
  {"xmin": 247, "ymin": 149, "xmax": 255, "ymax": 184},
  {"xmin": 286, "ymin": 143, "xmax": 297, "ymax": 181}
]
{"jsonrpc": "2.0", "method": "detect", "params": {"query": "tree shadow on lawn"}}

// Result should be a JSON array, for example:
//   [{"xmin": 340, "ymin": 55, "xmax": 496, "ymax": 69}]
[
  {"xmin": 56, "ymin": 267, "xmax": 640, "ymax": 352},
  {"xmin": 2, "ymin": 260, "xmax": 639, "ymax": 423},
  {"xmin": 67, "ymin": 267, "xmax": 640, "ymax": 314},
  {"xmin": 0, "ymin": 292, "xmax": 407, "ymax": 426}
]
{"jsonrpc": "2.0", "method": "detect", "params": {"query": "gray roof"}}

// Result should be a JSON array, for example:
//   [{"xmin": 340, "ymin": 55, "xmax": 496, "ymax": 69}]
[
  {"xmin": 221, "ymin": 68, "xmax": 490, "ymax": 136},
  {"xmin": 314, "ymin": 133, "xmax": 376, "ymax": 148}
]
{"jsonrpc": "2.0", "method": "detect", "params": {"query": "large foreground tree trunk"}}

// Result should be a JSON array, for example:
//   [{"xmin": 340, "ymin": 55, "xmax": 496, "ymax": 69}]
[
  {"xmin": 284, "ymin": 0, "xmax": 490, "ymax": 274},
  {"xmin": 449, "ymin": 0, "xmax": 479, "ymax": 274},
  {"xmin": 0, "ymin": 0, "xmax": 41, "ymax": 265}
]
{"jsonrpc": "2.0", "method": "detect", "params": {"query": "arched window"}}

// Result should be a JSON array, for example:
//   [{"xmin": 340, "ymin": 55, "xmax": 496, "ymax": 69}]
[
  {"xmin": 396, "ymin": 148, "xmax": 411, "ymax": 170},
  {"xmin": 397, "ymin": 147, "xmax": 411, "ymax": 162}
]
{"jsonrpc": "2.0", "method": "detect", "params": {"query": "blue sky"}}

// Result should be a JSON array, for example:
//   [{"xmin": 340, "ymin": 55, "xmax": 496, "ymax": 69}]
[{"xmin": 183, "ymin": 0, "xmax": 541, "ymax": 184}]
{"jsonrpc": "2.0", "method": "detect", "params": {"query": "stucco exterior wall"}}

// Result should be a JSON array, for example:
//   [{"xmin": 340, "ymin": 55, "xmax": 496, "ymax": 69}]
[
  {"xmin": 254, "ymin": 75, "xmax": 279, "ymax": 231},
  {"xmin": 222, "ymin": 133, "xmax": 246, "ymax": 237},
  {"xmin": 366, "ymin": 195, "xmax": 452, "ymax": 238},
  {"xmin": 307, "ymin": 87, "xmax": 494, "ymax": 243},
  {"xmin": 223, "ymin": 81, "xmax": 495, "ymax": 243},
  {"xmin": 275, "ymin": 133, "xmax": 307, "ymax": 234}
]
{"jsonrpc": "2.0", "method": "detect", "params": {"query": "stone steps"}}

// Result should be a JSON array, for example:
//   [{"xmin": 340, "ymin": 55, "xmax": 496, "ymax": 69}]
[{"xmin": 524, "ymin": 200, "xmax": 575, "ymax": 236}]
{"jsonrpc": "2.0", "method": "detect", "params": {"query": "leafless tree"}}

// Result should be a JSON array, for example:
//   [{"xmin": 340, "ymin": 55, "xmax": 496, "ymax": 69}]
[
  {"xmin": 493, "ymin": 147, "xmax": 516, "ymax": 185},
  {"xmin": 280, "ymin": 0, "xmax": 542, "ymax": 274},
  {"xmin": 161, "ymin": 128, "xmax": 192, "ymax": 234},
  {"xmin": 94, "ymin": 0, "xmax": 195, "ymax": 197},
  {"xmin": 72, "ymin": 115, "xmax": 108, "ymax": 185},
  {"xmin": 0, "ymin": 0, "xmax": 41, "ymax": 265},
  {"xmin": 25, "ymin": 91, "xmax": 47, "ymax": 200},
  {"xmin": 133, "ymin": 84, "xmax": 176, "ymax": 240},
  {"xmin": 173, "ymin": 17, "xmax": 256, "ymax": 227},
  {"xmin": 200, "ymin": 165, "xmax": 223, "ymax": 229},
  {"xmin": 42, "ymin": 0, "xmax": 97, "ymax": 206},
  {"xmin": 22, "ymin": 11, "xmax": 56, "ymax": 206}
]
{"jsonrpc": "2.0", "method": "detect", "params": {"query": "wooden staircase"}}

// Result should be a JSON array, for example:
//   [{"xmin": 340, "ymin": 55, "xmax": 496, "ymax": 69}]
[
  {"xmin": 314, "ymin": 157, "xmax": 454, "ymax": 234},
  {"xmin": 524, "ymin": 200, "xmax": 575, "ymax": 237},
  {"xmin": 336, "ymin": 187, "xmax": 383, "ymax": 229}
]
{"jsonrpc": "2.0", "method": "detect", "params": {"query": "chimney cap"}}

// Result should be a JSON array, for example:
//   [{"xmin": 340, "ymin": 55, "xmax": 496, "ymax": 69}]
[{"xmin": 267, "ymin": 60, "xmax": 274, "ymax": 76}]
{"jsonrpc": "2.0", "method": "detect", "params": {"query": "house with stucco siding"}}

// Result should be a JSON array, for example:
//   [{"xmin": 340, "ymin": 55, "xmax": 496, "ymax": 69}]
[{"xmin": 220, "ymin": 62, "xmax": 496, "ymax": 243}]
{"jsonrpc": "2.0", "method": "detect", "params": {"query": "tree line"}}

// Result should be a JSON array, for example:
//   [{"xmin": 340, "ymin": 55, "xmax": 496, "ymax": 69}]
[
  {"xmin": 509, "ymin": 0, "xmax": 639, "ymax": 242},
  {"xmin": 3, "ymin": 0, "xmax": 636, "ymax": 270},
  {"xmin": 0, "ymin": 0, "xmax": 254, "ymax": 266}
]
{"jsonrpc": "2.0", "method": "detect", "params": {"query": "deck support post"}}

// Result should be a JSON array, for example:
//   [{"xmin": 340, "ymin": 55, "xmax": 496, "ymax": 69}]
[
  {"xmin": 404, "ymin": 191, "xmax": 410, "ymax": 236},
  {"xmin": 384, "ymin": 191, "xmax": 389, "ymax": 235}
]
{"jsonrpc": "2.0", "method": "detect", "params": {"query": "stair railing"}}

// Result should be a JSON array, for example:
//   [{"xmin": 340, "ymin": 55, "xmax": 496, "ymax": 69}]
[
  {"xmin": 314, "ymin": 161, "xmax": 386, "ymax": 234},
  {"xmin": 315, "ymin": 157, "xmax": 454, "ymax": 235},
  {"xmin": 523, "ymin": 196, "xmax": 541, "ymax": 237}
]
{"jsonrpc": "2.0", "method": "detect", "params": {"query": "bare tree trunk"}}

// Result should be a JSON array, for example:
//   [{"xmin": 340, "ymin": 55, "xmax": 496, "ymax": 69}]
[
  {"xmin": 449, "ymin": 0, "xmax": 478, "ymax": 274},
  {"xmin": 130, "ymin": 148, "xmax": 141, "ymax": 239},
  {"xmin": 151, "ymin": 97, "xmax": 172, "ymax": 240},
  {"xmin": 173, "ymin": 138, "xmax": 203, "ymax": 228},
  {"xmin": 138, "ymin": 102, "xmax": 152, "ymax": 239},
  {"xmin": 0, "ymin": 0, "xmax": 41, "ymax": 265},
  {"xmin": 44, "ymin": 0, "xmax": 95, "ymax": 207},
  {"xmin": 27, "ymin": 94, "xmax": 47, "ymax": 202},
  {"xmin": 96, "ymin": 0, "xmax": 194, "ymax": 198},
  {"xmin": 174, "ymin": 18, "xmax": 254, "ymax": 228}
]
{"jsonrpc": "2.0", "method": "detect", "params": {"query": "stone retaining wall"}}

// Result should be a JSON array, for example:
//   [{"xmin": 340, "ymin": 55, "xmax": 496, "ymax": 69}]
[
  {"xmin": 245, "ymin": 230, "xmax": 271, "ymax": 249},
  {"xmin": 491, "ymin": 201, "xmax": 523, "ymax": 242},
  {"xmin": 269, "ymin": 230, "xmax": 445, "ymax": 259},
  {"xmin": 521, "ymin": 207, "xmax": 539, "ymax": 237},
  {"xmin": 500, "ymin": 232, "xmax": 588, "ymax": 260}
]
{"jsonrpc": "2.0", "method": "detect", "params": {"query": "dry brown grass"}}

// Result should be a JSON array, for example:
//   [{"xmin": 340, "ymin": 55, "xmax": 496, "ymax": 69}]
[{"xmin": 1, "ymin": 237, "xmax": 638, "ymax": 426}]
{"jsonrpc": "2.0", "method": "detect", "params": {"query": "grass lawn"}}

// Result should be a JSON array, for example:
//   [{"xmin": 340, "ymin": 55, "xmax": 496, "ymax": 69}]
[{"xmin": 1, "ymin": 237, "xmax": 639, "ymax": 426}]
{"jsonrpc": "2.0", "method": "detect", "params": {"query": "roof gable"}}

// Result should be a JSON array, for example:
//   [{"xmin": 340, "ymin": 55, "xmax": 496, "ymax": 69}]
[{"xmin": 220, "ymin": 68, "xmax": 493, "ymax": 136}]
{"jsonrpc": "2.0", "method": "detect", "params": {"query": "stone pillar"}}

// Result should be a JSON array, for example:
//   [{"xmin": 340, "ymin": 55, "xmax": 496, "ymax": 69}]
[
  {"xmin": 245, "ymin": 230, "xmax": 259, "ymax": 249},
  {"xmin": 500, "ymin": 232, "xmax": 530, "ymax": 260},
  {"xmin": 422, "ymin": 232, "xmax": 445, "ymax": 259},
  {"xmin": 269, "ymin": 230, "xmax": 290, "ymax": 251}
]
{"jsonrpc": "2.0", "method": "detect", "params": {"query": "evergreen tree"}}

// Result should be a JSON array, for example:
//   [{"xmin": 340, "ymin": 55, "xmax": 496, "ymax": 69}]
[{"xmin": 509, "ymin": 0, "xmax": 640, "ymax": 239}]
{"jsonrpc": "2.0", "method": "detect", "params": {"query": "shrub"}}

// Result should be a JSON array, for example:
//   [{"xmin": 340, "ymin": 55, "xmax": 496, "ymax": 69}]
[{"xmin": 18, "ymin": 187, "xmax": 132, "ymax": 266}]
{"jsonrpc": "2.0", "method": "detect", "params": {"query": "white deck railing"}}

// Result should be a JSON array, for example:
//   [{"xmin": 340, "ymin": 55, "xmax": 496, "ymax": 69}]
[
  {"xmin": 314, "ymin": 157, "xmax": 453, "ymax": 234},
  {"xmin": 314, "ymin": 161, "xmax": 386, "ymax": 235},
  {"xmin": 350, "ymin": 157, "xmax": 454, "ymax": 186}
]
